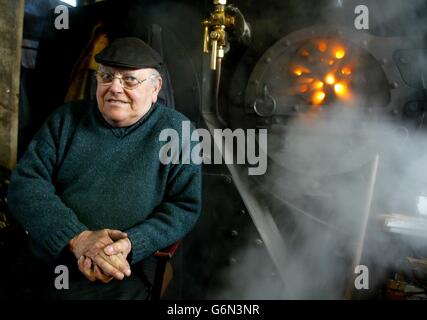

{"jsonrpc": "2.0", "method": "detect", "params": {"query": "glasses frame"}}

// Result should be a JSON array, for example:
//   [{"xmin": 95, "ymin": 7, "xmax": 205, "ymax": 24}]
[{"xmin": 95, "ymin": 71, "xmax": 157, "ymax": 90}]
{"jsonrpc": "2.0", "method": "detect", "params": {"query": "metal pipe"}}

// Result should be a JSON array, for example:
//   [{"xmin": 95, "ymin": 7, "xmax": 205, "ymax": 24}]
[{"xmin": 345, "ymin": 154, "xmax": 379, "ymax": 299}]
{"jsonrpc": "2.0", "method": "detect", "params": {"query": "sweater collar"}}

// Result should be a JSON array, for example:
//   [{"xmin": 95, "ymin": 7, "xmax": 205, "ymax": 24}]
[{"xmin": 93, "ymin": 102, "xmax": 158, "ymax": 138}]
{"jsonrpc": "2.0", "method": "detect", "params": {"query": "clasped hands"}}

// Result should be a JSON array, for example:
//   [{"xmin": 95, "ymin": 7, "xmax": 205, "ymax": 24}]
[{"xmin": 69, "ymin": 229, "xmax": 132, "ymax": 283}]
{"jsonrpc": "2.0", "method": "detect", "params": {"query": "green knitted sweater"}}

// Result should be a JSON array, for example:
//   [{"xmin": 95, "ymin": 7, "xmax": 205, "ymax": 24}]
[{"xmin": 8, "ymin": 100, "xmax": 201, "ymax": 264}]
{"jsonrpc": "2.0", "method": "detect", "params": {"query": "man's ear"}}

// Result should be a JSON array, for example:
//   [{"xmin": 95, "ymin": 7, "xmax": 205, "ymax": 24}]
[
  {"xmin": 155, "ymin": 77, "xmax": 163, "ymax": 93},
  {"xmin": 152, "ymin": 77, "xmax": 163, "ymax": 103}
]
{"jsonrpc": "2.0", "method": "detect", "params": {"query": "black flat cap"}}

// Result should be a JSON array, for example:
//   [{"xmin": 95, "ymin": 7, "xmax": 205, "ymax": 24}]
[{"xmin": 95, "ymin": 37, "xmax": 163, "ymax": 70}]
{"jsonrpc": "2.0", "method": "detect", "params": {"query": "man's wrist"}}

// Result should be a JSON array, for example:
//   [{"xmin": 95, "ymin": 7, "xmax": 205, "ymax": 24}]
[{"xmin": 69, "ymin": 230, "xmax": 90, "ymax": 258}]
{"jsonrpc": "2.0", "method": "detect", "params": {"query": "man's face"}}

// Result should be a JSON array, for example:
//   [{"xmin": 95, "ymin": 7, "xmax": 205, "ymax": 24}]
[{"xmin": 96, "ymin": 65, "xmax": 162, "ymax": 127}]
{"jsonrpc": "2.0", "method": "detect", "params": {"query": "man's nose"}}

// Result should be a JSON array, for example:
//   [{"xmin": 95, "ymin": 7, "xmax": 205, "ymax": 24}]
[{"xmin": 108, "ymin": 78, "xmax": 124, "ymax": 93}]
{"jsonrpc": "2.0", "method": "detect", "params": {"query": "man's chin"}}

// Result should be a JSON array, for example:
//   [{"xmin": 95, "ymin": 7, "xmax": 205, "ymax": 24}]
[
  {"xmin": 102, "ymin": 112, "xmax": 130, "ymax": 127},
  {"xmin": 105, "ymin": 101, "xmax": 130, "ymax": 109}
]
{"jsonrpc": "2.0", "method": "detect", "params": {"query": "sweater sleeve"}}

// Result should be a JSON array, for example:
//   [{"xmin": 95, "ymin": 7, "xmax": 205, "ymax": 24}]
[
  {"xmin": 8, "ymin": 123, "xmax": 88, "ymax": 262},
  {"xmin": 126, "ymin": 159, "xmax": 202, "ymax": 264}
]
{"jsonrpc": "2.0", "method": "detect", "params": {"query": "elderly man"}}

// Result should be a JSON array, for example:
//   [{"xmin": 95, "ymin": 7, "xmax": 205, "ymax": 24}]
[{"xmin": 8, "ymin": 37, "xmax": 201, "ymax": 299}]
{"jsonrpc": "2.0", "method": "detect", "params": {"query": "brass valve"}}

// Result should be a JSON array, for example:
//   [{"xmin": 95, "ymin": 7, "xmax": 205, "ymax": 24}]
[{"xmin": 203, "ymin": 0, "xmax": 236, "ymax": 70}]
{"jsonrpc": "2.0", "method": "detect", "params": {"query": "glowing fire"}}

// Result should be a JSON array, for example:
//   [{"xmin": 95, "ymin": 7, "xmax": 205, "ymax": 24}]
[
  {"xmin": 293, "ymin": 65, "xmax": 311, "ymax": 76},
  {"xmin": 290, "ymin": 39, "xmax": 353, "ymax": 106},
  {"xmin": 334, "ymin": 82, "xmax": 351, "ymax": 102},
  {"xmin": 334, "ymin": 48, "xmax": 345, "ymax": 59},
  {"xmin": 317, "ymin": 41, "xmax": 327, "ymax": 53},
  {"xmin": 312, "ymin": 80, "xmax": 324, "ymax": 90},
  {"xmin": 325, "ymin": 73, "xmax": 335, "ymax": 85},
  {"xmin": 312, "ymin": 91, "xmax": 326, "ymax": 105},
  {"xmin": 341, "ymin": 66, "xmax": 352, "ymax": 75}
]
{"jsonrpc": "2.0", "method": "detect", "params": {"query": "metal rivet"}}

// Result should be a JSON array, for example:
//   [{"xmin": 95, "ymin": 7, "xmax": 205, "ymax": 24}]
[
  {"xmin": 265, "ymin": 57, "xmax": 271, "ymax": 64},
  {"xmin": 224, "ymin": 176, "xmax": 232, "ymax": 184},
  {"xmin": 230, "ymin": 230, "xmax": 238, "ymax": 238},
  {"xmin": 6, "ymin": 89, "xmax": 10, "ymax": 93},
  {"xmin": 390, "ymin": 82, "xmax": 399, "ymax": 89},
  {"xmin": 254, "ymin": 238, "xmax": 263, "ymax": 246}
]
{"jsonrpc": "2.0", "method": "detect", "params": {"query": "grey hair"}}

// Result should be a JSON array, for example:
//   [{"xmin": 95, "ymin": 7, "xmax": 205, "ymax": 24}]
[{"xmin": 149, "ymin": 69, "xmax": 161, "ymax": 85}]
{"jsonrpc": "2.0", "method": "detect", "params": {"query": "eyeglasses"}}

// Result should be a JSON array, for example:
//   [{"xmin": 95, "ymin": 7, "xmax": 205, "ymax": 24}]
[{"xmin": 96, "ymin": 71, "xmax": 156, "ymax": 90}]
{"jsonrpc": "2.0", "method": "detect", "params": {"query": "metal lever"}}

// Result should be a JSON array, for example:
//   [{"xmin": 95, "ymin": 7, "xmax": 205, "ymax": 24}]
[
  {"xmin": 203, "ymin": 25, "xmax": 209, "ymax": 53},
  {"xmin": 210, "ymin": 38, "xmax": 218, "ymax": 70}
]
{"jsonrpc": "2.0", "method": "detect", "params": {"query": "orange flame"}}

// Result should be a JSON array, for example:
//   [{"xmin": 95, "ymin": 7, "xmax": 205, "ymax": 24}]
[
  {"xmin": 334, "ymin": 82, "xmax": 350, "ymax": 99},
  {"xmin": 299, "ymin": 84, "xmax": 309, "ymax": 93},
  {"xmin": 299, "ymin": 49, "xmax": 310, "ymax": 57},
  {"xmin": 318, "ymin": 41, "xmax": 327, "ymax": 53},
  {"xmin": 341, "ymin": 66, "xmax": 352, "ymax": 75},
  {"xmin": 293, "ymin": 65, "xmax": 311, "ymax": 76},
  {"xmin": 312, "ymin": 91, "xmax": 326, "ymax": 105},
  {"xmin": 312, "ymin": 80, "xmax": 324, "ymax": 90},
  {"xmin": 335, "ymin": 48, "xmax": 346, "ymax": 59},
  {"xmin": 296, "ymin": 77, "xmax": 314, "ymax": 84},
  {"xmin": 325, "ymin": 73, "xmax": 336, "ymax": 85}
]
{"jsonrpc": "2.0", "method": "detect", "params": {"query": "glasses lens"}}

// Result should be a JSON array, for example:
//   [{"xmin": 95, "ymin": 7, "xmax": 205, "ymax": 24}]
[
  {"xmin": 96, "ymin": 72, "xmax": 144, "ymax": 90},
  {"xmin": 98, "ymin": 72, "xmax": 113, "ymax": 84},
  {"xmin": 123, "ymin": 76, "xmax": 140, "ymax": 89}
]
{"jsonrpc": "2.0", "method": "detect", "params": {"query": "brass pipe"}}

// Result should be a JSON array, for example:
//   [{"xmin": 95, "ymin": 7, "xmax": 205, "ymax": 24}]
[
  {"xmin": 210, "ymin": 39, "xmax": 218, "ymax": 70},
  {"xmin": 203, "ymin": 23, "xmax": 209, "ymax": 53}
]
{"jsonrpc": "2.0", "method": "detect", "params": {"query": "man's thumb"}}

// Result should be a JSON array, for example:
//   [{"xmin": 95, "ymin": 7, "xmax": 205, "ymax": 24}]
[{"xmin": 108, "ymin": 229, "xmax": 128, "ymax": 240}]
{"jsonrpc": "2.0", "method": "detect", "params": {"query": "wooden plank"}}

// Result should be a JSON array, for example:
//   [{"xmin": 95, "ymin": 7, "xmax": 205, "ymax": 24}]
[{"xmin": 0, "ymin": 0, "xmax": 24, "ymax": 170}]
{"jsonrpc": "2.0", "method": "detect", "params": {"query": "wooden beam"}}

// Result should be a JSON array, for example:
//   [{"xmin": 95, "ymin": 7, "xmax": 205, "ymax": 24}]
[{"xmin": 0, "ymin": 0, "xmax": 24, "ymax": 170}]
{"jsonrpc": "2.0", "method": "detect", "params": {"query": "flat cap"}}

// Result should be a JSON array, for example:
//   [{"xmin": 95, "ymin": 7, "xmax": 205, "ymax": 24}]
[{"xmin": 95, "ymin": 37, "xmax": 163, "ymax": 70}]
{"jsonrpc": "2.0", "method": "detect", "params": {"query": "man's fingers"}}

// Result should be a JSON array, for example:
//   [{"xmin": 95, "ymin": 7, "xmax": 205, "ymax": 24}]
[
  {"xmin": 84, "ymin": 256, "xmax": 92, "ymax": 269},
  {"xmin": 104, "ymin": 239, "xmax": 129, "ymax": 256},
  {"xmin": 103, "ymin": 252, "xmax": 131, "ymax": 277},
  {"xmin": 78, "ymin": 256, "xmax": 96, "ymax": 282},
  {"xmin": 95, "ymin": 251, "xmax": 131, "ymax": 277},
  {"xmin": 93, "ymin": 254, "xmax": 126, "ymax": 280},
  {"xmin": 94, "ymin": 264, "xmax": 113, "ymax": 284},
  {"xmin": 109, "ymin": 253, "xmax": 131, "ymax": 277},
  {"xmin": 107, "ymin": 229, "xmax": 128, "ymax": 241},
  {"xmin": 77, "ymin": 256, "xmax": 115, "ymax": 283}
]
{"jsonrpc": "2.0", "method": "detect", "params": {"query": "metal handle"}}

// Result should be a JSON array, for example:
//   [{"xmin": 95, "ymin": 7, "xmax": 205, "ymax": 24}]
[
  {"xmin": 203, "ymin": 25, "xmax": 209, "ymax": 53},
  {"xmin": 210, "ymin": 39, "xmax": 218, "ymax": 70}
]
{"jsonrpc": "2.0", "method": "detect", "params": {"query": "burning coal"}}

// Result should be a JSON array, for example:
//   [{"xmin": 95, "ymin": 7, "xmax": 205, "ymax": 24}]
[{"xmin": 291, "ymin": 38, "xmax": 353, "ymax": 106}]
